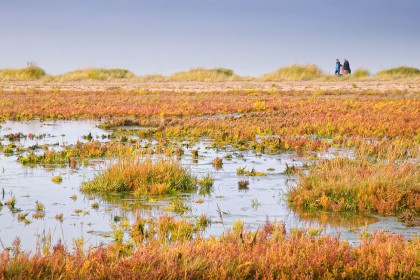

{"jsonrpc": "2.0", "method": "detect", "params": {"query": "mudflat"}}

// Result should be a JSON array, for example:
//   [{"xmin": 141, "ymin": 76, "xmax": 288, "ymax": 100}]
[{"xmin": 1, "ymin": 80, "xmax": 419, "ymax": 93}]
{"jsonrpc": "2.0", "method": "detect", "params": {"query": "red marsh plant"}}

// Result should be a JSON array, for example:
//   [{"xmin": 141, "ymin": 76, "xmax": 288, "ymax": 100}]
[
  {"xmin": 1, "ymin": 90, "xmax": 418, "ymax": 142},
  {"xmin": 288, "ymin": 157, "xmax": 420, "ymax": 214},
  {"xmin": 81, "ymin": 156, "xmax": 196, "ymax": 196},
  {"xmin": 0, "ymin": 221, "xmax": 419, "ymax": 279}
]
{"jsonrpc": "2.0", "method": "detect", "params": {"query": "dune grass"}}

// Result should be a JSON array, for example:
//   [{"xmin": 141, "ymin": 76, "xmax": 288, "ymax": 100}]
[
  {"xmin": 81, "ymin": 157, "xmax": 196, "ymax": 196},
  {"xmin": 353, "ymin": 68, "xmax": 370, "ymax": 78},
  {"xmin": 168, "ymin": 67, "xmax": 239, "ymax": 82},
  {"xmin": 57, "ymin": 68, "xmax": 135, "ymax": 81},
  {"xmin": 0, "ymin": 66, "xmax": 46, "ymax": 81},
  {"xmin": 260, "ymin": 64, "xmax": 323, "ymax": 81},
  {"xmin": 375, "ymin": 66, "xmax": 420, "ymax": 79},
  {"xmin": 1, "ymin": 64, "xmax": 419, "ymax": 82}
]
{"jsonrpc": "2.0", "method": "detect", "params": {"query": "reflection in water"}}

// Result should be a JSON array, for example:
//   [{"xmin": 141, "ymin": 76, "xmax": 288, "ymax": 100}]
[{"xmin": 293, "ymin": 209, "xmax": 379, "ymax": 229}]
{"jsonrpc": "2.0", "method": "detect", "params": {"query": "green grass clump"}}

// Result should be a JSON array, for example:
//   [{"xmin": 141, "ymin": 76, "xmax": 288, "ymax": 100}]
[
  {"xmin": 376, "ymin": 66, "xmax": 420, "ymax": 79},
  {"xmin": 57, "ymin": 68, "xmax": 135, "ymax": 81},
  {"xmin": 81, "ymin": 157, "xmax": 196, "ymax": 196},
  {"xmin": 288, "ymin": 157, "xmax": 420, "ymax": 215},
  {"xmin": 0, "ymin": 66, "xmax": 46, "ymax": 81},
  {"xmin": 198, "ymin": 173, "xmax": 214, "ymax": 195},
  {"xmin": 168, "ymin": 68, "xmax": 239, "ymax": 82},
  {"xmin": 261, "ymin": 64, "xmax": 323, "ymax": 81}
]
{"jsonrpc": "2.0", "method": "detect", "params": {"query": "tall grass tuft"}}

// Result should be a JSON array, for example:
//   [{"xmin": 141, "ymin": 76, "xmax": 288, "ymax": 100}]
[
  {"xmin": 376, "ymin": 66, "xmax": 420, "ymax": 79},
  {"xmin": 168, "ymin": 68, "xmax": 239, "ymax": 82},
  {"xmin": 0, "ymin": 66, "xmax": 46, "ymax": 81},
  {"xmin": 57, "ymin": 68, "xmax": 135, "ymax": 81},
  {"xmin": 260, "ymin": 64, "xmax": 323, "ymax": 81},
  {"xmin": 81, "ymin": 157, "xmax": 196, "ymax": 196}
]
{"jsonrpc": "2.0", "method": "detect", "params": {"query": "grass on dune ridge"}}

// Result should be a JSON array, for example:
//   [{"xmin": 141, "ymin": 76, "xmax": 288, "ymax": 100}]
[
  {"xmin": 0, "ymin": 66, "xmax": 46, "ymax": 81},
  {"xmin": 260, "ymin": 64, "xmax": 323, "ymax": 81},
  {"xmin": 56, "ymin": 68, "xmax": 135, "ymax": 81},
  {"xmin": 1, "ymin": 65, "xmax": 420, "ymax": 82},
  {"xmin": 376, "ymin": 66, "xmax": 420, "ymax": 79},
  {"xmin": 167, "ymin": 67, "xmax": 240, "ymax": 82}
]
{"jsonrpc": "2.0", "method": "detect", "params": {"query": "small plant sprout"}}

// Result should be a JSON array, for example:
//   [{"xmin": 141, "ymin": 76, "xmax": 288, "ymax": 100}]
[
  {"xmin": 283, "ymin": 163, "xmax": 297, "ymax": 175},
  {"xmin": 198, "ymin": 173, "xmax": 215, "ymax": 195},
  {"xmin": 18, "ymin": 213, "xmax": 31, "ymax": 224},
  {"xmin": 212, "ymin": 157, "xmax": 223, "ymax": 170},
  {"xmin": 32, "ymin": 212, "xmax": 45, "ymax": 219},
  {"xmin": 195, "ymin": 214, "xmax": 211, "ymax": 230},
  {"xmin": 238, "ymin": 180, "xmax": 249, "ymax": 190},
  {"xmin": 191, "ymin": 149, "xmax": 199, "ymax": 159},
  {"xmin": 55, "ymin": 213, "xmax": 63, "ymax": 222},
  {"xmin": 5, "ymin": 196, "xmax": 16, "ymax": 209},
  {"xmin": 51, "ymin": 175, "xmax": 63, "ymax": 184},
  {"xmin": 35, "ymin": 200, "xmax": 45, "ymax": 211},
  {"xmin": 232, "ymin": 219, "xmax": 244, "ymax": 233},
  {"xmin": 17, "ymin": 212, "xmax": 28, "ymax": 222},
  {"xmin": 91, "ymin": 202, "xmax": 99, "ymax": 210},
  {"xmin": 251, "ymin": 199, "xmax": 261, "ymax": 209}
]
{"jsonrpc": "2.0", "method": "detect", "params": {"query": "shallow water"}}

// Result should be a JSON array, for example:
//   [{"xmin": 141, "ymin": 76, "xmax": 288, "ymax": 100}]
[{"xmin": 0, "ymin": 120, "xmax": 418, "ymax": 251}]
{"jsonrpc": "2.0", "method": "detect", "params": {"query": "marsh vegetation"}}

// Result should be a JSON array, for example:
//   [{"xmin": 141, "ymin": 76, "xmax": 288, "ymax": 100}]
[{"xmin": 0, "ymin": 85, "xmax": 418, "ymax": 277}]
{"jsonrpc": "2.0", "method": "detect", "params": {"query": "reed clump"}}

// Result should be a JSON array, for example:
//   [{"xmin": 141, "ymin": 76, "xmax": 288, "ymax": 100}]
[
  {"xmin": 57, "ymin": 68, "xmax": 135, "ymax": 81},
  {"xmin": 81, "ymin": 157, "xmax": 196, "ymax": 196},
  {"xmin": 288, "ymin": 157, "xmax": 420, "ymax": 214},
  {"xmin": 0, "ymin": 66, "xmax": 46, "ymax": 81},
  {"xmin": 261, "ymin": 64, "xmax": 323, "ymax": 81}
]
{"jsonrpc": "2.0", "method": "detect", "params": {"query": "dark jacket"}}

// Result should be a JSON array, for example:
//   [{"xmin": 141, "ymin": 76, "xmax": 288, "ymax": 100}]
[{"xmin": 343, "ymin": 60, "xmax": 351, "ymax": 73}]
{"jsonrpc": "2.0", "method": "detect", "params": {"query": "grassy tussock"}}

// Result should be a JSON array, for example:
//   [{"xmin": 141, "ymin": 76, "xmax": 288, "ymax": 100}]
[
  {"xmin": 261, "ymin": 64, "xmax": 323, "ymax": 81},
  {"xmin": 57, "ymin": 68, "xmax": 135, "ymax": 81},
  {"xmin": 288, "ymin": 157, "xmax": 420, "ymax": 214},
  {"xmin": 81, "ymin": 157, "xmax": 196, "ymax": 196},
  {"xmin": 353, "ymin": 68, "xmax": 370, "ymax": 78},
  {"xmin": 1, "ymin": 223, "xmax": 419, "ymax": 279},
  {"xmin": 168, "ymin": 67, "xmax": 239, "ymax": 82},
  {"xmin": 0, "ymin": 66, "xmax": 46, "ymax": 81},
  {"xmin": 376, "ymin": 66, "xmax": 420, "ymax": 79}
]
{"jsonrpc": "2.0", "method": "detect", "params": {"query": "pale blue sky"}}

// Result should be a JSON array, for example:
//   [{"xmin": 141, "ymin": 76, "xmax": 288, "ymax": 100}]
[{"xmin": 0, "ymin": 0, "xmax": 419, "ymax": 76}]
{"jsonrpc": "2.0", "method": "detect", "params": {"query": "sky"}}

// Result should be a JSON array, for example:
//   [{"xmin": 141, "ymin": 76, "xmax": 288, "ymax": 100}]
[{"xmin": 0, "ymin": 0, "xmax": 419, "ymax": 76}]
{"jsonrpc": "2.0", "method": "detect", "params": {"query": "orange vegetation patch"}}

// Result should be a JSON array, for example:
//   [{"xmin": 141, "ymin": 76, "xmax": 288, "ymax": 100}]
[{"xmin": 0, "ymin": 224, "xmax": 419, "ymax": 279}]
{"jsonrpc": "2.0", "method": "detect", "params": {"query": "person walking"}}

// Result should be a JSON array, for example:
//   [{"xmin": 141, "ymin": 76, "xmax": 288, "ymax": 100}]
[
  {"xmin": 343, "ymin": 59, "xmax": 351, "ymax": 75},
  {"xmin": 335, "ymin": 59, "xmax": 342, "ymax": 75}
]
